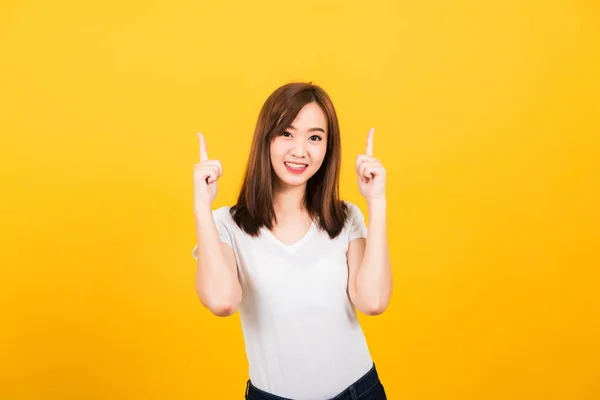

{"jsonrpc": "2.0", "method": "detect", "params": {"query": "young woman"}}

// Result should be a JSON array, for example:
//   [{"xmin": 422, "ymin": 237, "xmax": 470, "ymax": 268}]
[{"xmin": 192, "ymin": 82, "xmax": 392, "ymax": 400}]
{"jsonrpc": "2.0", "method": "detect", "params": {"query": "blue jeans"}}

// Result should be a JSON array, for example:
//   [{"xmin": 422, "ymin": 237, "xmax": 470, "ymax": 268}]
[{"xmin": 245, "ymin": 363, "xmax": 387, "ymax": 400}]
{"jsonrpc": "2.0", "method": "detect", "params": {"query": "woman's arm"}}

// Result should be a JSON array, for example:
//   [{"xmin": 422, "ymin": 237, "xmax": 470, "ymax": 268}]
[
  {"xmin": 347, "ymin": 198, "xmax": 392, "ymax": 316},
  {"xmin": 193, "ymin": 132, "xmax": 242, "ymax": 317},
  {"xmin": 348, "ymin": 128, "xmax": 393, "ymax": 315},
  {"xmin": 194, "ymin": 206, "xmax": 242, "ymax": 317}
]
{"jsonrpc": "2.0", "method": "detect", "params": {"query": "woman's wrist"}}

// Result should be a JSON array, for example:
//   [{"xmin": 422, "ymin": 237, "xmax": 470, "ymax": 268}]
[
  {"xmin": 194, "ymin": 202, "xmax": 213, "ymax": 220},
  {"xmin": 366, "ymin": 196, "xmax": 387, "ymax": 211}
]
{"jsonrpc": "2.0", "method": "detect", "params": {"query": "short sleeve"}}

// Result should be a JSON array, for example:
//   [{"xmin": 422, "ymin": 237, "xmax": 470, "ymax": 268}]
[
  {"xmin": 346, "ymin": 201, "xmax": 368, "ymax": 242},
  {"xmin": 192, "ymin": 206, "xmax": 233, "ymax": 260}
]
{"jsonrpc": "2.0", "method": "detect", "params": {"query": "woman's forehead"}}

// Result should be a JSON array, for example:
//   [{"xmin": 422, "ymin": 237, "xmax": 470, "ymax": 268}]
[{"xmin": 289, "ymin": 103, "xmax": 327, "ymax": 130}]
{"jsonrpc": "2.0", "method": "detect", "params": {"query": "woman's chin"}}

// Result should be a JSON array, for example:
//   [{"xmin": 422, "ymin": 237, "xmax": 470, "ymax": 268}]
[
  {"xmin": 280, "ymin": 179, "xmax": 307, "ymax": 188},
  {"xmin": 274, "ymin": 173, "xmax": 311, "ymax": 189}
]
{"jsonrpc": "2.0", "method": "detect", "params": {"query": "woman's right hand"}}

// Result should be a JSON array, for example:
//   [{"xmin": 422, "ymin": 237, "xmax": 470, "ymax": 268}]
[{"xmin": 194, "ymin": 132, "xmax": 222, "ymax": 211}]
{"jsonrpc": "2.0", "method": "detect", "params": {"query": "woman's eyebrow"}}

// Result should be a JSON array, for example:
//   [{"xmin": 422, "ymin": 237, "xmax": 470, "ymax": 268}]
[{"xmin": 289, "ymin": 125, "xmax": 326, "ymax": 133}]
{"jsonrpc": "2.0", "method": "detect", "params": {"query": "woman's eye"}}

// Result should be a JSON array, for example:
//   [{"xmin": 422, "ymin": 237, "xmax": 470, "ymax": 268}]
[
  {"xmin": 281, "ymin": 131, "xmax": 292, "ymax": 137},
  {"xmin": 309, "ymin": 135, "xmax": 322, "ymax": 141}
]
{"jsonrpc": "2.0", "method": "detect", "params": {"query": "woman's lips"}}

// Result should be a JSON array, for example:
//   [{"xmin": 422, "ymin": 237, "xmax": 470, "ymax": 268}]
[{"xmin": 284, "ymin": 162, "xmax": 308, "ymax": 174}]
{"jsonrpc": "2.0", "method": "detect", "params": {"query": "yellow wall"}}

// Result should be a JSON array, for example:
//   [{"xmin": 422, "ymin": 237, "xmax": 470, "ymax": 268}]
[{"xmin": 1, "ymin": 1, "xmax": 598, "ymax": 398}]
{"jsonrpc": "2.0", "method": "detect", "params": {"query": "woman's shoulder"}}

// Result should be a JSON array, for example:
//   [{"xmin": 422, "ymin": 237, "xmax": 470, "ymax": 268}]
[
  {"xmin": 341, "ymin": 200, "xmax": 364, "ymax": 217},
  {"xmin": 212, "ymin": 205, "xmax": 234, "ymax": 226},
  {"xmin": 340, "ymin": 200, "xmax": 368, "ymax": 240},
  {"xmin": 342, "ymin": 199, "xmax": 358, "ymax": 208},
  {"xmin": 213, "ymin": 204, "xmax": 232, "ymax": 215},
  {"xmin": 340, "ymin": 200, "xmax": 367, "ymax": 229}
]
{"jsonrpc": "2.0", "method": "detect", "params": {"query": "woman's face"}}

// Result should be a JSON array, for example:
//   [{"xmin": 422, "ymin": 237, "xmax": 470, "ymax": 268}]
[{"xmin": 270, "ymin": 102, "xmax": 328, "ymax": 189}]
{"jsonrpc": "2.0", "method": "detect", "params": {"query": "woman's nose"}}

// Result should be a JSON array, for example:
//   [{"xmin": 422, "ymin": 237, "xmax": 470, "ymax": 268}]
[{"xmin": 291, "ymin": 138, "xmax": 307, "ymax": 157}]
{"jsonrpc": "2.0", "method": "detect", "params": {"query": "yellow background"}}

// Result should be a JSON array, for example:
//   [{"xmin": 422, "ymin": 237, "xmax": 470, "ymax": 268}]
[{"xmin": 1, "ymin": 0, "xmax": 598, "ymax": 398}]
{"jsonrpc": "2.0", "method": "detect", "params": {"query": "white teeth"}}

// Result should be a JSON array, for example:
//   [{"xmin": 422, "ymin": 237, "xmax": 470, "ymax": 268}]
[{"xmin": 285, "ymin": 162, "xmax": 307, "ymax": 169}]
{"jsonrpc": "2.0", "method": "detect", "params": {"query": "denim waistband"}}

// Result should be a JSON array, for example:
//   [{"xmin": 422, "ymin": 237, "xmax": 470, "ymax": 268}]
[
  {"xmin": 333, "ymin": 363, "xmax": 379, "ymax": 400},
  {"xmin": 245, "ymin": 363, "xmax": 380, "ymax": 400}
]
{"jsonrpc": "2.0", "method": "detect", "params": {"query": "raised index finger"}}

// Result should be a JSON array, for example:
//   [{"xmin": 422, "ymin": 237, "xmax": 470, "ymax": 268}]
[
  {"xmin": 198, "ymin": 132, "xmax": 208, "ymax": 162},
  {"xmin": 366, "ymin": 127, "xmax": 375, "ymax": 156}
]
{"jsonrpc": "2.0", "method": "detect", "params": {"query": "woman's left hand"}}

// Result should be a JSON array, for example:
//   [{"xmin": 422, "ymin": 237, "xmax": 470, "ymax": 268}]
[{"xmin": 356, "ymin": 128, "xmax": 386, "ymax": 202}]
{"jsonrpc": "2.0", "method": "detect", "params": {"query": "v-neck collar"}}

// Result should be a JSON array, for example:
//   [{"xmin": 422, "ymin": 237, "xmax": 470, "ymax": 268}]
[{"xmin": 262, "ymin": 221, "xmax": 317, "ymax": 253}]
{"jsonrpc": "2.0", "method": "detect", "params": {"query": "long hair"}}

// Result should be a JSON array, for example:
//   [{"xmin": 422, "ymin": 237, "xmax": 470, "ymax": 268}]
[{"xmin": 230, "ymin": 82, "xmax": 348, "ymax": 238}]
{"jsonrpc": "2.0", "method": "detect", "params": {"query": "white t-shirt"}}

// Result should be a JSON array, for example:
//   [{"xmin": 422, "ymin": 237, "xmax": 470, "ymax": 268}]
[{"xmin": 192, "ymin": 201, "xmax": 374, "ymax": 399}]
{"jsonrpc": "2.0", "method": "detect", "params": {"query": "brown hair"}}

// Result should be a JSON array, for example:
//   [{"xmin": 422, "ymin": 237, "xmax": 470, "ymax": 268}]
[{"xmin": 230, "ymin": 82, "xmax": 348, "ymax": 238}]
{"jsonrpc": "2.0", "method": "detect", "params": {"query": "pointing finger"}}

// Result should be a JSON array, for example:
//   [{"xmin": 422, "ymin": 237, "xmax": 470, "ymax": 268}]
[
  {"xmin": 198, "ymin": 132, "xmax": 208, "ymax": 162},
  {"xmin": 366, "ymin": 127, "xmax": 374, "ymax": 156}
]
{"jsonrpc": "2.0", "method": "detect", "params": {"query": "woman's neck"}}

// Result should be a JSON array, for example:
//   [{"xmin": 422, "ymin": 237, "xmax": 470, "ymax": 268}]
[{"xmin": 272, "ymin": 183, "xmax": 306, "ymax": 215}]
